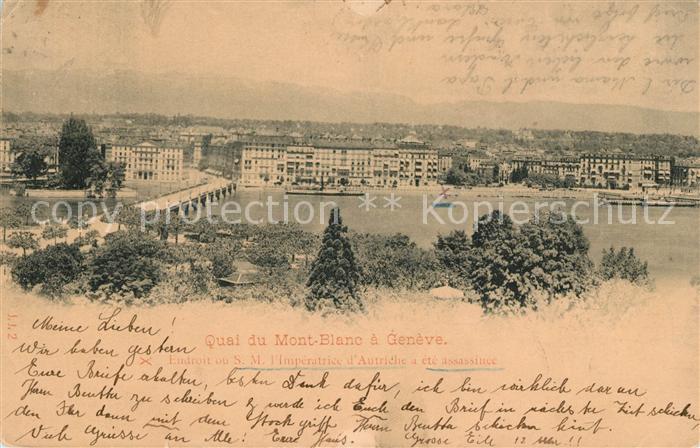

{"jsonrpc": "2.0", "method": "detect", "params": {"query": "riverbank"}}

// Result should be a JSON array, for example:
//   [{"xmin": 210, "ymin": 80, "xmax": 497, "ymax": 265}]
[
  {"xmin": 19, "ymin": 187, "xmax": 138, "ymax": 199},
  {"xmin": 238, "ymin": 183, "xmax": 700, "ymax": 201}
]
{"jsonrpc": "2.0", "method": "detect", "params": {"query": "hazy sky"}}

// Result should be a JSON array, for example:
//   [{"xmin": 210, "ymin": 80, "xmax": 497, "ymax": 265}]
[{"xmin": 2, "ymin": 0, "xmax": 698, "ymax": 112}]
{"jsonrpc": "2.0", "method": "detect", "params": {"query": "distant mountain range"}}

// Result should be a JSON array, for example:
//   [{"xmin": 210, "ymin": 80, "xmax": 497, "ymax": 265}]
[{"xmin": 3, "ymin": 69, "xmax": 698, "ymax": 136}]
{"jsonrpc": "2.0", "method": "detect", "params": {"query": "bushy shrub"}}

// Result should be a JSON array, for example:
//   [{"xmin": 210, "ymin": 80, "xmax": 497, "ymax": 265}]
[
  {"xmin": 74, "ymin": 229, "xmax": 100, "ymax": 248},
  {"xmin": 12, "ymin": 243, "xmax": 84, "ymax": 297},
  {"xmin": 468, "ymin": 211, "xmax": 594, "ymax": 311},
  {"xmin": 7, "ymin": 231, "xmax": 39, "ymax": 256},
  {"xmin": 205, "ymin": 240, "xmax": 239, "ymax": 278},
  {"xmin": 434, "ymin": 230, "xmax": 471, "ymax": 288},
  {"xmin": 187, "ymin": 220, "xmax": 218, "ymax": 243},
  {"xmin": 247, "ymin": 237, "xmax": 290, "ymax": 268},
  {"xmin": 88, "ymin": 230, "xmax": 165, "ymax": 298},
  {"xmin": 353, "ymin": 233, "xmax": 441, "ymax": 290},
  {"xmin": 599, "ymin": 246, "xmax": 649, "ymax": 285}
]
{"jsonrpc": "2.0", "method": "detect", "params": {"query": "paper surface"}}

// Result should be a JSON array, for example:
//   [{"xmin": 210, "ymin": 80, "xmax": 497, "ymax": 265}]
[
  {"xmin": 1, "ymin": 1, "xmax": 699, "ymax": 447},
  {"xmin": 2, "ymin": 287, "xmax": 699, "ymax": 446}
]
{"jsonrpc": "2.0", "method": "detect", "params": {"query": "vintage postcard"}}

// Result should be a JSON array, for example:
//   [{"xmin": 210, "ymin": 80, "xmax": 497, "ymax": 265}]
[{"xmin": 0, "ymin": 0, "xmax": 698, "ymax": 446}]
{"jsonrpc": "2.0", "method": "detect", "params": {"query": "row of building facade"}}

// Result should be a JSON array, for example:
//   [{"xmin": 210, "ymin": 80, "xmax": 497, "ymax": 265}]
[
  {"xmin": 0, "ymin": 137, "xmax": 60, "ymax": 176},
  {"xmin": 237, "ymin": 135, "xmax": 440, "ymax": 187},
  {"xmin": 230, "ymin": 136, "xmax": 695, "ymax": 190},
  {"xmin": 508, "ymin": 154, "xmax": 674, "ymax": 189},
  {"xmin": 0, "ymin": 137, "xmax": 187, "ymax": 183},
  {"xmin": 2, "ymin": 134, "xmax": 699, "ymax": 190}
]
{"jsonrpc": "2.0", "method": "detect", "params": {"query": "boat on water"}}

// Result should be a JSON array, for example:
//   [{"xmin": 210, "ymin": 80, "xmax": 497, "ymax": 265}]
[
  {"xmin": 643, "ymin": 199, "xmax": 697, "ymax": 207},
  {"xmin": 285, "ymin": 188, "xmax": 364, "ymax": 197},
  {"xmin": 598, "ymin": 196, "xmax": 698, "ymax": 207},
  {"xmin": 433, "ymin": 202, "xmax": 453, "ymax": 208}
]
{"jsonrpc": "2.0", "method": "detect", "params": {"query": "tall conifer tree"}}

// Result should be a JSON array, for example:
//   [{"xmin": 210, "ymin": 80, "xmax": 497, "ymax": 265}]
[
  {"xmin": 58, "ymin": 117, "xmax": 101, "ymax": 189},
  {"xmin": 305, "ymin": 208, "xmax": 363, "ymax": 312}
]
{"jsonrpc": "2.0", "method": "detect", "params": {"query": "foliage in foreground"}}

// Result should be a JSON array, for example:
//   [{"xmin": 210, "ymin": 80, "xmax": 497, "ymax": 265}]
[
  {"xmin": 305, "ymin": 209, "xmax": 363, "ymax": 312},
  {"xmin": 599, "ymin": 246, "xmax": 649, "ymax": 285},
  {"xmin": 3, "ymin": 207, "xmax": 654, "ymax": 315},
  {"xmin": 12, "ymin": 243, "xmax": 84, "ymax": 297},
  {"xmin": 6, "ymin": 231, "xmax": 39, "ymax": 256},
  {"xmin": 352, "ymin": 233, "xmax": 441, "ymax": 290},
  {"xmin": 88, "ymin": 231, "xmax": 165, "ymax": 298},
  {"xmin": 467, "ymin": 211, "xmax": 595, "ymax": 310}
]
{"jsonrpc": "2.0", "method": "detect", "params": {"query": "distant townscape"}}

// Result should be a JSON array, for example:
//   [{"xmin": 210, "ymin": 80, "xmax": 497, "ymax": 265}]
[
  {"xmin": 1, "ymin": 112, "xmax": 699, "ymax": 193},
  {"xmin": 1, "ymin": 111, "xmax": 697, "ymax": 314}
]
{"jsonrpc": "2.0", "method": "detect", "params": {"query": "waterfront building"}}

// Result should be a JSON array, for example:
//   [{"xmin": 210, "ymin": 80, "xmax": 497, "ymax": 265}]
[
  {"xmin": 305, "ymin": 143, "xmax": 374, "ymax": 186},
  {"xmin": 240, "ymin": 136, "xmax": 291, "ymax": 185},
  {"xmin": 394, "ymin": 135, "xmax": 439, "ymax": 187},
  {"xmin": 466, "ymin": 151, "xmax": 493, "ymax": 172},
  {"xmin": 672, "ymin": 159, "xmax": 700, "ymax": 189},
  {"xmin": 497, "ymin": 161, "xmax": 512, "ymax": 183},
  {"xmin": 507, "ymin": 154, "xmax": 673, "ymax": 189},
  {"xmin": 107, "ymin": 140, "xmax": 185, "ymax": 181},
  {"xmin": 578, "ymin": 154, "xmax": 671, "ymax": 189},
  {"xmin": 239, "ymin": 136, "xmax": 439, "ymax": 187},
  {"xmin": 511, "ymin": 158, "xmax": 578, "ymax": 182},
  {"xmin": 543, "ymin": 158, "xmax": 580, "ymax": 182},
  {"xmin": 2, "ymin": 137, "xmax": 60, "ymax": 176},
  {"xmin": 205, "ymin": 142, "xmax": 243, "ymax": 179},
  {"xmin": 437, "ymin": 153, "xmax": 453, "ymax": 174}
]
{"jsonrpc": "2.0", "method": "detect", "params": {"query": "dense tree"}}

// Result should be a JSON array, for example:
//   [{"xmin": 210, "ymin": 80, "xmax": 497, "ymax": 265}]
[
  {"xmin": 41, "ymin": 223, "xmax": 69, "ymax": 245},
  {"xmin": 12, "ymin": 243, "xmax": 84, "ymax": 297},
  {"xmin": 113, "ymin": 205, "xmax": 143, "ymax": 231},
  {"xmin": 510, "ymin": 166, "xmax": 529, "ymax": 183},
  {"xmin": 14, "ymin": 203, "xmax": 34, "ymax": 226},
  {"xmin": 205, "ymin": 240, "xmax": 240, "ymax": 278},
  {"xmin": 469, "ymin": 211, "xmax": 525, "ymax": 309},
  {"xmin": 0, "ymin": 207, "xmax": 21, "ymax": 242},
  {"xmin": 226, "ymin": 223, "xmax": 257, "ymax": 242},
  {"xmin": 161, "ymin": 212, "xmax": 181, "ymax": 244},
  {"xmin": 286, "ymin": 226, "xmax": 320, "ymax": 267},
  {"xmin": 519, "ymin": 212, "xmax": 594, "ymax": 298},
  {"xmin": 245, "ymin": 223, "xmax": 318, "ymax": 269},
  {"xmin": 7, "ymin": 231, "xmax": 39, "ymax": 256},
  {"xmin": 162, "ymin": 244, "xmax": 217, "ymax": 294},
  {"xmin": 440, "ymin": 167, "xmax": 468, "ymax": 186},
  {"xmin": 257, "ymin": 223, "xmax": 318, "ymax": 265},
  {"xmin": 353, "ymin": 233, "xmax": 440, "ymax": 289},
  {"xmin": 87, "ymin": 160, "xmax": 125, "ymax": 197},
  {"xmin": 434, "ymin": 230, "xmax": 471, "ymax": 286},
  {"xmin": 468, "ymin": 210, "xmax": 594, "ymax": 311},
  {"xmin": 440, "ymin": 167, "xmax": 492, "ymax": 186},
  {"xmin": 88, "ymin": 230, "xmax": 165, "ymax": 298},
  {"xmin": 523, "ymin": 173, "xmax": 575, "ymax": 189},
  {"xmin": 58, "ymin": 118, "xmax": 102, "ymax": 189},
  {"xmin": 74, "ymin": 229, "xmax": 100, "ymax": 248},
  {"xmin": 306, "ymin": 208, "xmax": 363, "ymax": 312},
  {"xmin": 599, "ymin": 247, "xmax": 649, "ymax": 285},
  {"xmin": 247, "ymin": 235, "xmax": 289, "ymax": 268},
  {"xmin": 11, "ymin": 147, "xmax": 50, "ymax": 180},
  {"xmin": 184, "ymin": 220, "xmax": 217, "ymax": 243}
]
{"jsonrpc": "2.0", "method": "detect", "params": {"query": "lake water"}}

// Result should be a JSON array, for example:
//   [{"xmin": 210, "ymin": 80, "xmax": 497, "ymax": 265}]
[{"xmin": 2, "ymin": 188, "xmax": 698, "ymax": 286}]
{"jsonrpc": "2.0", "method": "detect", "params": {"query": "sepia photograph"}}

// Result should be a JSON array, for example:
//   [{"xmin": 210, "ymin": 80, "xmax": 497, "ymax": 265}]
[{"xmin": 0, "ymin": 0, "xmax": 698, "ymax": 446}]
